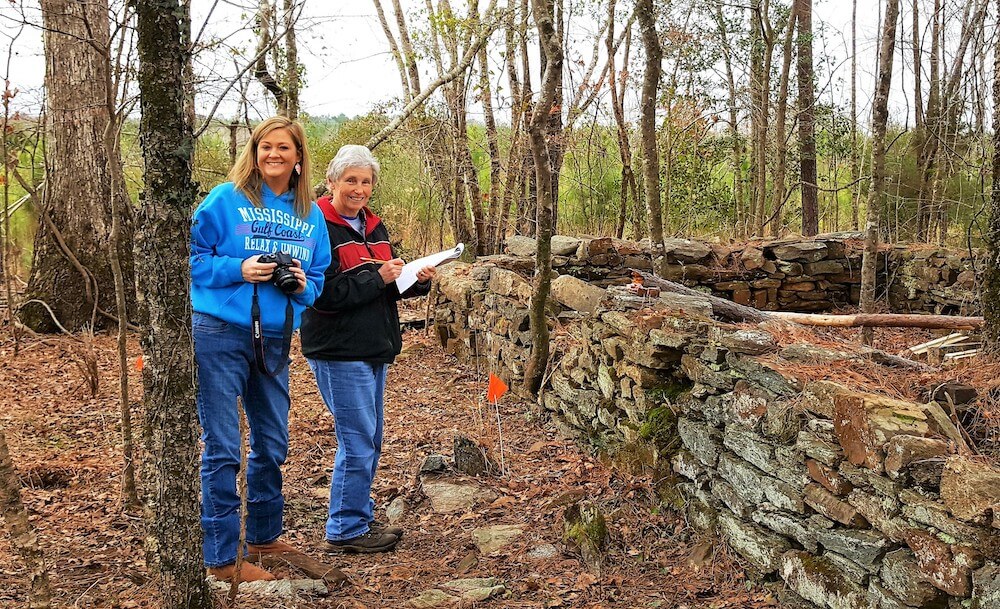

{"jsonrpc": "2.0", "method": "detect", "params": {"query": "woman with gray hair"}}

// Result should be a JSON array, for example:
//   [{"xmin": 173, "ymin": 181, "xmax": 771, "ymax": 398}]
[{"xmin": 301, "ymin": 145, "xmax": 436, "ymax": 553}]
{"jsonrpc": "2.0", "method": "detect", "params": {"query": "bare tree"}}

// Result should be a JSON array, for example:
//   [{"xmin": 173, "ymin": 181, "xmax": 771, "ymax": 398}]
[
  {"xmin": 134, "ymin": 0, "xmax": 208, "ymax": 606},
  {"xmin": 636, "ymin": 0, "xmax": 663, "ymax": 268},
  {"xmin": 796, "ymin": 0, "xmax": 817, "ymax": 235},
  {"xmin": 523, "ymin": 0, "xmax": 561, "ymax": 394},
  {"xmin": 860, "ymin": 0, "xmax": 900, "ymax": 346},
  {"xmin": 610, "ymin": 0, "xmax": 638, "ymax": 239},
  {"xmin": 983, "ymin": 0, "xmax": 1000, "ymax": 353},
  {"xmin": 769, "ymin": 3, "xmax": 798, "ymax": 237}
]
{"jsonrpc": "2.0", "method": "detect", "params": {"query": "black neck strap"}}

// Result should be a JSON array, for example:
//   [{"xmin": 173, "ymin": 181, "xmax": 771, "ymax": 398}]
[{"xmin": 251, "ymin": 284, "xmax": 293, "ymax": 377}]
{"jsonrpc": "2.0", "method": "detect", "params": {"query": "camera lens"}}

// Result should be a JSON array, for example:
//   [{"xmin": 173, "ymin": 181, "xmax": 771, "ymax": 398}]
[{"xmin": 273, "ymin": 268, "xmax": 299, "ymax": 294}]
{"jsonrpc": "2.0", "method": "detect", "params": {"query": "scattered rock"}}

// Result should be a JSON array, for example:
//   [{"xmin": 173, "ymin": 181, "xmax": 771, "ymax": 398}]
[
  {"xmin": 420, "ymin": 454, "xmax": 448, "ymax": 475},
  {"xmin": 527, "ymin": 543, "xmax": 560, "ymax": 560},
  {"xmin": 386, "ymin": 495, "xmax": 407, "ymax": 523},
  {"xmin": 562, "ymin": 501, "xmax": 609, "ymax": 572},
  {"xmin": 471, "ymin": 524, "xmax": 524, "ymax": 554},
  {"xmin": 453, "ymin": 434, "xmax": 496, "ymax": 476},
  {"xmin": 207, "ymin": 577, "xmax": 329, "ymax": 598},
  {"xmin": 442, "ymin": 577, "xmax": 509, "ymax": 602},
  {"xmin": 421, "ymin": 480, "xmax": 498, "ymax": 513},
  {"xmin": 408, "ymin": 589, "xmax": 459, "ymax": 608}
]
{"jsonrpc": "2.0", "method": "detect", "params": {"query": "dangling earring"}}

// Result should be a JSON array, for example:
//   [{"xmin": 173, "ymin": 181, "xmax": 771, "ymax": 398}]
[{"xmin": 293, "ymin": 162, "xmax": 302, "ymax": 176}]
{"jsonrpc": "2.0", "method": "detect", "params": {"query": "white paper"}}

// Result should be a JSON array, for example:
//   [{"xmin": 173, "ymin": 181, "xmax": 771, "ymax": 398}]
[{"xmin": 396, "ymin": 243, "xmax": 465, "ymax": 293}]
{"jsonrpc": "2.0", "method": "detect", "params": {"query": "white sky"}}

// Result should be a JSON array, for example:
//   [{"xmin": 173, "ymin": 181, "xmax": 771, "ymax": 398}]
[{"xmin": 0, "ymin": 0, "xmax": 941, "ymax": 127}]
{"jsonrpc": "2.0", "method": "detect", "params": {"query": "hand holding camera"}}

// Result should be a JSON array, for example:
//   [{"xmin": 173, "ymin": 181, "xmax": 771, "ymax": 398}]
[{"xmin": 243, "ymin": 253, "xmax": 306, "ymax": 294}]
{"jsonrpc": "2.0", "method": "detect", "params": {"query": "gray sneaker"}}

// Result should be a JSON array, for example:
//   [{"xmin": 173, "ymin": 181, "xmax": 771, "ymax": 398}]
[{"xmin": 321, "ymin": 530, "xmax": 399, "ymax": 554}]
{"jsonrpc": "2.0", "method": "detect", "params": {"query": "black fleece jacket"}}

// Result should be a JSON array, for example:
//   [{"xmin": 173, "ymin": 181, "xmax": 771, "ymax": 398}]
[{"xmin": 300, "ymin": 198, "xmax": 430, "ymax": 363}]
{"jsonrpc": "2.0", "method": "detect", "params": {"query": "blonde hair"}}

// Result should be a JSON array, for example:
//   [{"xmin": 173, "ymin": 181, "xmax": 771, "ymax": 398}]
[{"xmin": 228, "ymin": 116, "xmax": 312, "ymax": 218}]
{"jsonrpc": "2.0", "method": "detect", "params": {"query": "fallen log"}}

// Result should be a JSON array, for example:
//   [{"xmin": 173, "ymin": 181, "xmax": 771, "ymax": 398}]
[{"xmin": 770, "ymin": 312, "xmax": 983, "ymax": 330}]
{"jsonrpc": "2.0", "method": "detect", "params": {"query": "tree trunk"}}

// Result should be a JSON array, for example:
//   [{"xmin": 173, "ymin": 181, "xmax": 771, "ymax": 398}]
[
  {"xmin": 372, "ymin": 0, "xmax": 412, "ymax": 99},
  {"xmin": 392, "ymin": 0, "xmax": 421, "ymax": 97},
  {"xmin": 860, "ymin": 0, "xmax": 900, "ymax": 346},
  {"xmin": 523, "ymin": 0, "xmax": 561, "ymax": 395},
  {"xmin": 283, "ymin": 0, "xmax": 299, "ymax": 119},
  {"xmin": 796, "ymin": 0, "xmax": 818, "ymax": 235},
  {"xmin": 850, "ymin": 0, "xmax": 860, "ymax": 229},
  {"xmin": 769, "ymin": 4, "xmax": 798, "ymax": 238},
  {"xmin": 0, "ymin": 427, "xmax": 52, "ymax": 608},
  {"xmin": 983, "ymin": 3, "xmax": 1000, "ymax": 353},
  {"xmin": 750, "ymin": 0, "xmax": 775, "ymax": 234},
  {"xmin": 135, "ymin": 1, "xmax": 209, "ymax": 606},
  {"xmin": 254, "ymin": 1, "xmax": 287, "ymax": 113},
  {"xmin": 23, "ymin": 0, "xmax": 136, "ymax": 333},
  {"xmin": 610, "ymin": 1, "xmax": 637, "ymax": 239},
  {"xmin": 715, "ymin": 5, "xmax": 747, "ymax": 237},
  {"xmin": 478, "ymin": 40, "xmax": 502, "ymax": 253},
  {"xmin": 636, "ymin": 0, "xmax": 663, "ymax": 270}
]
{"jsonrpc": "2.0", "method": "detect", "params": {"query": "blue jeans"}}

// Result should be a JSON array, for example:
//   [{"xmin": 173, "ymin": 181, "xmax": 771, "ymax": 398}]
[
  {"xmin": 193, "ymin": 312, "xmax": 291, "ymax": 567},
  {"xmin": 307, "ymin": 359, "xmax": 388, "ymax": 541}
]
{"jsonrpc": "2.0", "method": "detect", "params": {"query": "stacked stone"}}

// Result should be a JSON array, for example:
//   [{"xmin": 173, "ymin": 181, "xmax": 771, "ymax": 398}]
[
  {"xmin": 889, "ymin": 247, "xmax": 981, "ymax": 315},
  {"xmin": 493, "ymin": 233, "xmax": 979, "ymax": 316},
  {"xmin": 432, "ymin": 261, "xmax": 1000, "ymax": 608}
]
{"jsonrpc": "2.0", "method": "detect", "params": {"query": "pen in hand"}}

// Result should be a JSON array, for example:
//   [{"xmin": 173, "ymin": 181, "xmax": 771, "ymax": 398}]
[{"xmin": 360, "ymin": 256, "xmax": 393, "ymax": 264}]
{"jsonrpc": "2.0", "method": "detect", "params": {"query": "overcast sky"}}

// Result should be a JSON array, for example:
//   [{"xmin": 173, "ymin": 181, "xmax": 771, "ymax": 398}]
[{"xmin": 0, "ymin": 1, "xmax": 903, "ymax": 123}]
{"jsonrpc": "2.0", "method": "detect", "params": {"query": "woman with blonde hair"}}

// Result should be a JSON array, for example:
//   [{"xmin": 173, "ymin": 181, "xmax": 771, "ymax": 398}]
[{"xmin": 190, "ymin": 116, "xmax": 331, "ymax": 582}]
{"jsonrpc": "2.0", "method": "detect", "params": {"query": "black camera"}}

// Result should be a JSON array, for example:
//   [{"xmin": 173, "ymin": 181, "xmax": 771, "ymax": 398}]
[{"xmin": 258, "ymin": 252, "xmax": 298, "ymax": 294}]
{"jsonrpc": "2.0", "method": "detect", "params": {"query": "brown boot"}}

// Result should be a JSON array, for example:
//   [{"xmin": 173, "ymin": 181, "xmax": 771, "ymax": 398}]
[
  {"xmin": 369, "ymin": 520, "xmax": 404, "ymax": 539},
  {"xmin": 247, "ymin": 540, "xmax": 299, "ymax": 555},
  {"xmin": 207, "ymin": 562, "xmax": 276, "ymax": 583}
]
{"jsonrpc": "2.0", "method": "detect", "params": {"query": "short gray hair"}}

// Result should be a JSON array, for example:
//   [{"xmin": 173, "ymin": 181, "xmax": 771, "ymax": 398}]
[{"xmin": 325, "ymin": 144, "xmax": 381, "ymax": 186}]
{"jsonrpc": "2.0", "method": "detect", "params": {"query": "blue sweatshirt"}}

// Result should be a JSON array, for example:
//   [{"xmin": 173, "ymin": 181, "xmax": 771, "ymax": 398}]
[{"xmin": 190, "ymin": 182, "xmax": 332, "ymax": 337}]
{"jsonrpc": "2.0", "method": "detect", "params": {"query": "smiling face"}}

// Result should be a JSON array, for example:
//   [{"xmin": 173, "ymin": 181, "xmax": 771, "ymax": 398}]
[
  {"xmin": 256, "ymin": 127, "xmax": 300, "ymax": 195},
  {"xmin": 328, "ymin": 166, "xmax": 374, "ymax": 218}
]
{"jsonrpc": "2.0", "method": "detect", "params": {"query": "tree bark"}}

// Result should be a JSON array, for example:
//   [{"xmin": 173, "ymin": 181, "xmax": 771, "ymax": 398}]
[
  {"xmin": 283, "ymin": 0, "xmax": 299, "ymax": 119},
  {"xmin": 636, "ymin": 0, "xmax": 663, "ymax": 270},
  {"xmin": 860, "ymin": 0, "xmax": 900, "ymax": 346},
  {"xmin": 982, "ymin": 0, "xmax": 1000, "ymax": 354},
  {"xmin": 372, "ymin": 0, "xmax": 412, "ymax": 99},
  {"xmin": 796, "ymin": 0, "xmax": 818, "ymax": 235},
  {"xmin": 749, "ymin": 0, "xmax": 774, "ymax": 234},
  {"xmin": 610, "ymin": 1, "xmax": 637, "ymax": 239},
  {"xmin": 392, "ymin": 0, "xmax": 421, "ymax": 97},
  {"xmin": 715, "ymin": 4, "xmax": 747, "ymax": 237},
  {"xmin": 0, "ymin": 427, "xmax": 52, "ymax": 608},
  {"xmin": 850, "ymin": 0, "xmax": 860, "ymax": 229},
  {"xmin": 769, "ymin": 3, "xmax": 798, "ymax": 238},
  {"xmin": 523, "ymin": 0, "xmax": 561, "ymax": 395},
  {"xmin": 134, "ymin": 1, "xmax": 209, "ymax": 606},
  {"xmin": 478, "ymin": 38, "xmax": 502, "ymax": 253},
  {"xmin": 254, "ymin": 1, "xmax": 287, "ymax": 113},
  {"xmin": 23, "ymin": 0, "xmax": 136, "ymax": 333}
]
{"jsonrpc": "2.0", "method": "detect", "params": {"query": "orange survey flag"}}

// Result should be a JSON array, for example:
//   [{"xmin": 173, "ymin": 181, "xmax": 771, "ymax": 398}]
[{"xmin": 486, "ymin": 373, "xmax": 509, "ymax": 403}]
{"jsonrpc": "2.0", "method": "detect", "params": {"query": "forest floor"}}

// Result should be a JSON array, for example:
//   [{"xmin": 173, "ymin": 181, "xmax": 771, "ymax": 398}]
[{"xmin": 0, "ymin": 313, "xmax": 781, "ymax": 609}]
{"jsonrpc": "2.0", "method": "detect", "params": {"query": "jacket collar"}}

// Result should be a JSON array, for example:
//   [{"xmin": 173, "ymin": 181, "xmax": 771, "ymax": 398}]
[{"xmin": 316, "ymin": 196, "xmax": 382, "ymax": 236}]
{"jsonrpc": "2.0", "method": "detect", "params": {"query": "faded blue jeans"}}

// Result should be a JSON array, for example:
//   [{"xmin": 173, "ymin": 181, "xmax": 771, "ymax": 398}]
[
  {"xmin": 193, "ymin": 312, "xmax": 290, "ymax": 567},
  {"xmin": 307, "ymin": 359, "xmax": 388, "ymax": 541}
]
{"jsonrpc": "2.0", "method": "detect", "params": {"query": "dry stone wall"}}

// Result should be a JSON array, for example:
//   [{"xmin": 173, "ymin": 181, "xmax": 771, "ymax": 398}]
[
  {"xmin": 499, "ymin": 233, "xmax": 980, "ymax": 315},
  {"xmin": 432, "ymin": 241, "xmax": 998, "ymax": 609}
]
